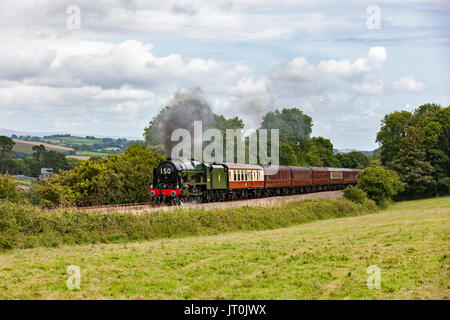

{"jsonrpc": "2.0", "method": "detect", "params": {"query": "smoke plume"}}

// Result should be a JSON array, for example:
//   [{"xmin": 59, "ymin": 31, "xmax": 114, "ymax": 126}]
[{"xmin": 155, "ymin": 88, "xmax": 215, "ymax": 156}]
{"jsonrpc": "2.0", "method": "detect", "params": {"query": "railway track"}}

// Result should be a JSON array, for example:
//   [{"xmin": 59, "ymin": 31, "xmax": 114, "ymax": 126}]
[
  {"xmin": 67, "ymin": 201, "xmax": 160, "ymax": 212},
  {"xmin": 52, "ymin": 190, "xmax": 343, "ymax": 213}
]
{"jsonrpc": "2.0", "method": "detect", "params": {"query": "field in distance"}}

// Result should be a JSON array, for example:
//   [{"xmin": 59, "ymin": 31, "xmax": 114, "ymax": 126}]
[
  {"xmin": 0, "ymin": 196, "xmax": 448, "ymax": 299},
  {"xmin": 11, "ymin": 135, "xmax": 134, "ymax": 158},
  {"xmin": 12, "ymin": 139, "xmax": 74, "ymax": 154}
]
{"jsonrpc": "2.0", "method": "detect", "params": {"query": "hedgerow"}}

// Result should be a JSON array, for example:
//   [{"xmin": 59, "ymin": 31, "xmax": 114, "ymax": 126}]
[{"xmin": 0, "ymin": 197, "xmax": 377, "ymax": 250}]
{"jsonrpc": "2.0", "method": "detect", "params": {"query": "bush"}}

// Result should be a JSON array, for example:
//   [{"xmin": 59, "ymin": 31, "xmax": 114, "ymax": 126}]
[
  {"xmin": 357, "ymin": 165, "xmax": 404, "ymax": 204},
  {"xmin": 343, "ymin": 186, "xmax": 368, "ymax": 204},
  {"xmin": 0, "ymin": 174, "xmax": 21, "ymax": 203},
  {"xmin": 32, "ymin": 144, "xmax": 165, "ymax": 208},
  {"xmin": 0, "ymin": 198, "xmax": 378, "ymax": 250}
]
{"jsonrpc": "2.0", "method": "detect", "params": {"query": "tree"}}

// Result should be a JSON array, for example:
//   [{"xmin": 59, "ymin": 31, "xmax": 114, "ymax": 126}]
[
  {"xmin": 42, "ymin": 151, "xmax": 70, "ymax": 173},
  {"xmin": 302, "ymin": 137, "xmax": 340, "ymax": 167},
  {"xmin": 0, "ymin": 174, "xmax": 21, "ymax": 203},
  {"xmin": 421, "ymin": 106, "xmax": 450, "ymax": 194},
  {"xmin": 106, "ymin": 143, "xmax": 165, "ymax": 203},
  {"xmin": 336, "ymin": 151, "xmax": 369, "ymax": 169},
  {"xmin": 376, "ymin": 104, "xmax": 449, "ymax": 197},
  {"xmin": 0, "ymin": 136, "xmax": 15, "ymax": 173},
  {"xmin": 32, "ymin": 145, "xmax": 46, "ymax": 176},
  {"xmin": 391, "ymin": 127, "xmax": 436, "ymax": 197},
  {"xmin": 260, "ymin": 108, "xmax": 312, "ymax": 146},
  {"xmin": 376, "ymin": 110, "xmax": 412, "ymax": 166},
  {"xmin": 279, "ymin": 141, "xmax": 298, "ymax": 165},
  {"xmin": 357, "ymin": 165, "xmax": 404, "ymax": 204}
]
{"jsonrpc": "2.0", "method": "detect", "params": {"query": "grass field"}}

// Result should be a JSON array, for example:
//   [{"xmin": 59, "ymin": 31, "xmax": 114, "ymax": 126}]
[
  {"xmin": 0, "ymin": 197, "xmax": 448, "ymax": 299},
  {"xmin": 40, "ymin": 137, "xmax": 98, "ymax": 146},
  {"xmin": 12, "ymin": 139, "xmax": 74, "ymax": 154}
]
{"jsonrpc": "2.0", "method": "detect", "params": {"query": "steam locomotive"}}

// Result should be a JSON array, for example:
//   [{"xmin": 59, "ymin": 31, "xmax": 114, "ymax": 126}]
[{"xmin": 149, "ymin": 159, "xmax": 362, "ymax": 204}]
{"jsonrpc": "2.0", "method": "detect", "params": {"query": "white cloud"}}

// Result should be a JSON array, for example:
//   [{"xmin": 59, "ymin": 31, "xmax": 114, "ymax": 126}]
[
  {"xmin": 392, "ymin": 76, "xmax": 424, "ymax": 92},
  {"xmin": 269, "ymin": 47, "xmax": 388, "ymax": 95},
  {"xmin": 351, "ymin": 80, "xmax": 384, "ymax": 95},
  {"xmin": 0, "ymin": 0, "xmax": 444, "ymax": 149},
  {"xmin": 318, "ymin": 47, "xmax": 387, "ymax": 79}
]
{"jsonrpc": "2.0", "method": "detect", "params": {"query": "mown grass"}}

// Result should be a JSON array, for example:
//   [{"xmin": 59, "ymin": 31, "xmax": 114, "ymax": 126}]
[
  {"xmin": 0, "ymin": 196, "xmax": 448, "ymax": 299},
  {"xmin": 0, "ymin": 198, "xmax": 377, "ymax": 250}
]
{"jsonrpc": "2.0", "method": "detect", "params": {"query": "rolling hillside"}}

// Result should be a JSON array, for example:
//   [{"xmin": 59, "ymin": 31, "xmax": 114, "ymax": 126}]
[{"xmin": 12, "ymin": 139, "xmax": 74, "ymax": 154}]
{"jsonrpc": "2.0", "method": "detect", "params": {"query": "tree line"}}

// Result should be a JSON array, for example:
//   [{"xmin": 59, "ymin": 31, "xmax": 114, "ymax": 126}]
[{"xmin": 1, "ymin": 103, "xmax": 447, "ymax": 208}]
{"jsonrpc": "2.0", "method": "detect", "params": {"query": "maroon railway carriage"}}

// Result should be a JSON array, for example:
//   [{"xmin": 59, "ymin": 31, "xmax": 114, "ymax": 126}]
[
  {"xmin": 289, "ymin": 166, "xmax": 312, "ymax": 188},
  {"xmin": 262, "ymin": 165, "xmax": 291, "ymax": 189},
  {"xmin": 342, "ymin": 168, "xmax": 361, "ymax": 185},
  {"xmin": 310, "ymin": 166, "xmax": 330, "ymax": 188},
  {"xmin": 328, "ymin": 167, "xmax": 343, "ymax": 186}
]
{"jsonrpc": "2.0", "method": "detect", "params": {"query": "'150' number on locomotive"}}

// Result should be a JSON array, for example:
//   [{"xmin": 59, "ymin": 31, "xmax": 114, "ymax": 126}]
[{"xmin": 161, "ymin": 168, "xmax": 171, "ymax": 175}]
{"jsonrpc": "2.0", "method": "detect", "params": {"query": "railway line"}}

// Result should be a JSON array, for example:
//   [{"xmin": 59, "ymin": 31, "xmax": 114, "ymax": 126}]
[{"xmin": 57, "ymin": 190, "xmax": 343, "ymax": 213}]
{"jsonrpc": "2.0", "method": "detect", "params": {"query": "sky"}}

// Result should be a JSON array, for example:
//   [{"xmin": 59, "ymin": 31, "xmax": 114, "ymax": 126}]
[{"xmin": 0, "ymin": 0, "xmax": 449, "ymax": 150}]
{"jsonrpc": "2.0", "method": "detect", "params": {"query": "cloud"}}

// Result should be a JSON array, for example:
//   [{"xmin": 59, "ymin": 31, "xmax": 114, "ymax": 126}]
[
  {"xmin": 0, "ymin": 0, "xmax": 445, "ymax": 149},
  {"xmin": 318, "ymin": 47, "xmax": 387, "ymax": 79},
  {"xmin": 269, "ymin": 47, "xmax": 388, "ymax": 95},
  {"xmin": 392, "ymin": 76, "xmax": 424, "ymax": 92}
]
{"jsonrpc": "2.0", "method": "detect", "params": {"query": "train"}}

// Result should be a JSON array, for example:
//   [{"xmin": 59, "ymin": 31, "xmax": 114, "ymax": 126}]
[{"xmin": 149, "ymin": 159, "xmax": 362, "ymax": 204}]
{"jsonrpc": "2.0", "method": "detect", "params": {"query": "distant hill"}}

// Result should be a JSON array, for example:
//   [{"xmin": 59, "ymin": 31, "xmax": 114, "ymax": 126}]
[{"xmin": 0, "ymin": 128, "xmax": 141, "ymax": 140}]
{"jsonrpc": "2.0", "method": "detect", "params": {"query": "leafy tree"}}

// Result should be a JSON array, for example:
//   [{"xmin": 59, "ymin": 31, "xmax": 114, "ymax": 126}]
[
  {"xmin": 23, "ymin": 158, "xmax": 39, "ymax": 178},
  {"xmin": 0, "ymin": 136, "xmax": 15, "ymax": 173},
  {"xmin": 357, "ymin": 165, "xmax": 404, "ymax": 204},
  {"xmin": 260, "ymin": 108, "xmax": 312, "ymax": 146},
  {"xmin": 336, "ymin": 151, "xmax": 369, "ymax": 169},
  {"xmin": 42, "ymin": 151, "xmax": 70, "ymax": 173},
  {"xmin": 32, "ymin": 145, "xmax": 46, "ymax": 176},
  {"xmin": 213, "ymin": 114, "xmax": 244, "ymax": 135},
  {"xmin": 391, "ymin": 127, "xmax": 437, "ymax": 197},
  {"xmin": 376, "ymin": 110, "xmax": 412, "ymax": 166},
  {"xmin": 421, "ymin": 106, "xmax": 450, "ymax": 194},
  {"xmin": 302, "ymin": 137, "xmax": 340, "ymax": 167},
  {"xmin": 106, "ymin": 143, "xmax": 165, "ymax": 203},
  {"xmin": 376, "ymin": 103, "xmax": 449, "ymax": 197},
  {"xmin": 0, "ymin": 174, "xmax": 21, "ymax": 203},
  {"xmin": 279, "ymin": 141, "xmax": 298, "ymax": 165}
]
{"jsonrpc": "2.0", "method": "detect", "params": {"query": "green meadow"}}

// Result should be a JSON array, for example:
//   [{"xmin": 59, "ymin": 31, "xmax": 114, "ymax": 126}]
[{"xmin": 0, "ymin": 196, "xmax": 448, "ymax": 299}]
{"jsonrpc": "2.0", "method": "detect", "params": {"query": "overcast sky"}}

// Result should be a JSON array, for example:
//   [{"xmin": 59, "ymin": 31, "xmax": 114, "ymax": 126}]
[{"xmin": 0, "ymin": 0, "xmax": 449, "ymax": 149}]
